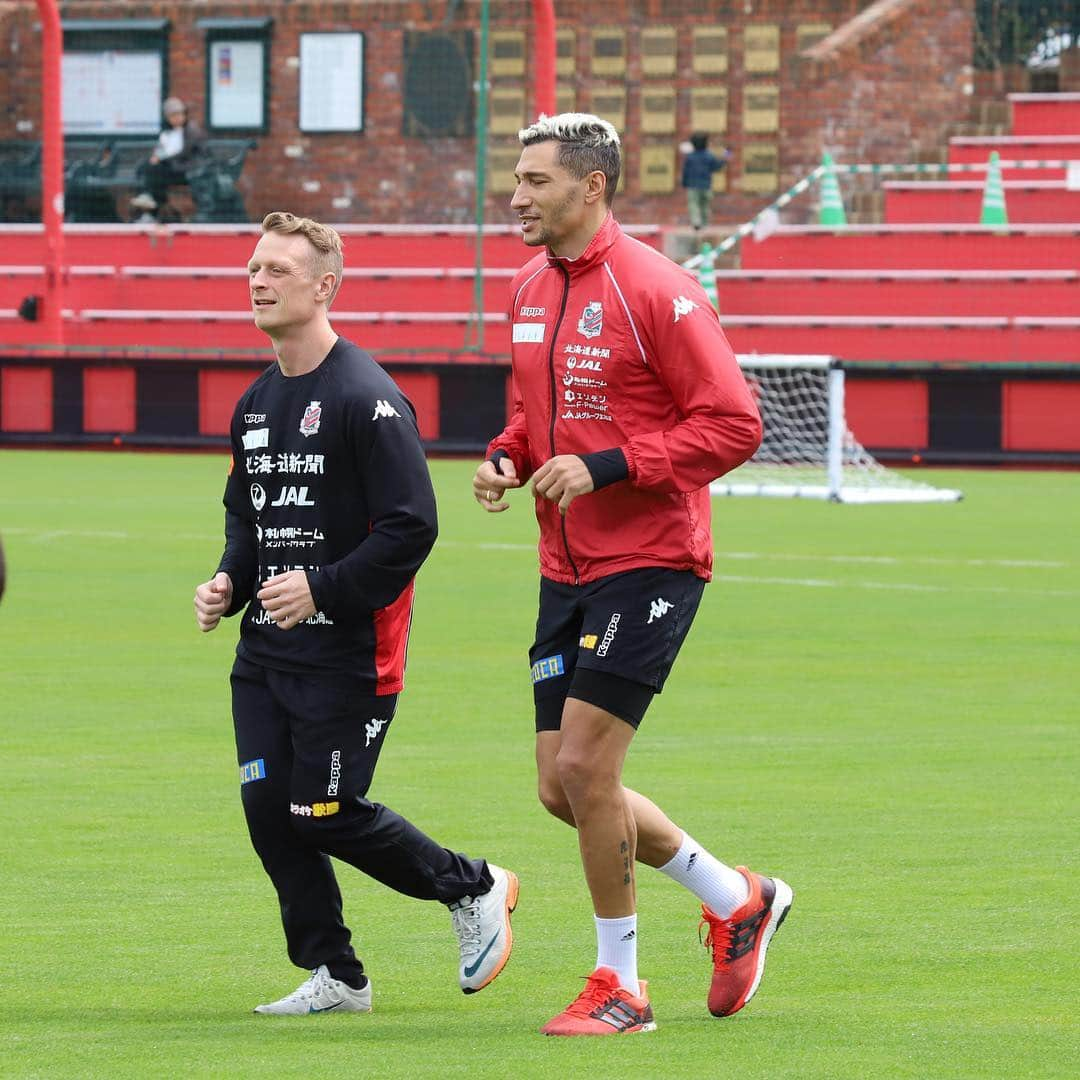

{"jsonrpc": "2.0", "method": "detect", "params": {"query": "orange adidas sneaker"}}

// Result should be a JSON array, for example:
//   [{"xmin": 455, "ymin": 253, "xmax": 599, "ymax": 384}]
[
  {"xmin": 540, "ymin": 967, "xmax": 656, "ymax": 1036},
  {"xmin": 700, "ymin": 866, "xmax": 793, "ymax": 1017}
]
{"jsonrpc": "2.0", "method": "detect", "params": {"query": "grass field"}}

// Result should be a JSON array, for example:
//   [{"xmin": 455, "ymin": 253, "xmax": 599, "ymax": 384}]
[{"xmin": 1, "ymin": 450, "xmax": 1077, "ymax": 1078}]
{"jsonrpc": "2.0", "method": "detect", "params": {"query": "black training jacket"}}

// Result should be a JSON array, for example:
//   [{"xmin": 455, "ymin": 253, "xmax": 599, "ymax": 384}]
[{"xmin": 216, "ymin": 337, "xmax": 437, "ymax": 692}]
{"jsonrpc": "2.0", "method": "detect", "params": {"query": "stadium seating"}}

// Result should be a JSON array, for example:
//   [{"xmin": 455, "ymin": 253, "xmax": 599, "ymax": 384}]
[
  {"xmin": 3, "ymin": 89, "xmax": 1080, "ymax": 458},
  {"xmin": 947, "ymin": 135, "xmax": 1080, "ymax": 180},
  {"xmin": 0, "ymin": 223, "xmax": 611, "ymax": 268},
  {"xmin": 883, "ymin": 181, "xmax": 1080, "ymax": 224},
  {"xmin": 739, "ymin": 225, "xmax": 1080, "ymax": 270},
  {"xmin": 1008, "ymin": 92, "xmax": 1080, "ymax": 136},
  {"xmin": 1, "ymin": 265, "xmax": 517, "ymax": 312},
  {"xmin": 714, "ymin": 94, "xmax": 1080, "ymax": 457},
  {"xmin": 719, "ymin": 315, "xmax": 1078, "ymax": 364},
  {"xmin": 713, "ymin": 269, "xmax": 1080, "ymax": 317}
]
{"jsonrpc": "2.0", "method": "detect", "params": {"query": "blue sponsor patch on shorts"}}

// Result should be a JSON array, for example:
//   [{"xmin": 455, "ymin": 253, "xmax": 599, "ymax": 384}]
[
  {"xmin": 240, "ymin": 758, "xmax": 267, "ymax": 784},
  {"xmin": 531, "ymin": 653, "xmax": 565, "ymax": 684}
]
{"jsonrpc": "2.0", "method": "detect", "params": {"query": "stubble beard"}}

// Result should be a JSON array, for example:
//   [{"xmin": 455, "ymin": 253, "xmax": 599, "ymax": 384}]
[{"xmin": 525, "ymin": 189, "xmax": 578, "ymax": 251}]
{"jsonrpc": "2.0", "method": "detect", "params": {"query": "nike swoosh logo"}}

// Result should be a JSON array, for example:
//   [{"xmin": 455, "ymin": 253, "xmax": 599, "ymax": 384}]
[
  {"xmin": 463, "ymin": 929, "xmax": 501, "ymax": 978},
  {"xmin": 308, "ymin": 1000, "xmax": 345, "ymax": 1013}
]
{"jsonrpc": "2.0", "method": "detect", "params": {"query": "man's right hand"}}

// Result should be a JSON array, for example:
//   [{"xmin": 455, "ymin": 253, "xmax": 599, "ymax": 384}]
[
  {"xmin": 473, "ymin": 457, "xmax": 521, "ymax": 513},
  {"xmin": 194, "ymin": 571, "xmax": 233, "ymax": 632}
]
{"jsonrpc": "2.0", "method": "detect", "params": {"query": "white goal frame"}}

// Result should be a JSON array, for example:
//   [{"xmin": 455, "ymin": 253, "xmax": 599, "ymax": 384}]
[{"xmin": 711, "ymin": 356, "xmax": 963, "ymax": 503}]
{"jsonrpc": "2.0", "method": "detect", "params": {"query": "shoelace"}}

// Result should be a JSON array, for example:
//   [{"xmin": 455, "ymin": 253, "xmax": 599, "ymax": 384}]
[
  {"xmin": 700, "ymin": 909, "xmax": 764, "ymax": 963},
  {"xmin": 699, "ymin": 913, "xmax": 734, "ymax": 964},
  {"xmin": 564, "ymin": 973, "xmax": 624, "ymax": 1017},
  {"xmin": 450, "ymin": 897, "xmax": 482, "ymax": 956},
  {"xmin": 275, "ymin": 969, "xmax": 324, "ymax": 1006}
]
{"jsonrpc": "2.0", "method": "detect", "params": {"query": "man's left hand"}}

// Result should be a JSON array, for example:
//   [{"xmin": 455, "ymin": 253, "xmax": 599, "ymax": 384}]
[
  {"xmin": 257, "ymin": 570, "xmax": 316, "ymax": 630},
  {"xmin": 531, "ymin": 455, "xmax": 594, "ymax": 515}
]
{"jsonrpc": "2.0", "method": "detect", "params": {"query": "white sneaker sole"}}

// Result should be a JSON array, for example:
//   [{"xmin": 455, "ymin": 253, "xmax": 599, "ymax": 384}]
[
  {"xmin": 461, "ymin": 868, "xmax": 519, "ymax": 994},
  {"xmin": 742, "ymin": 877, "xmax": 793, "ymax": 1008}
]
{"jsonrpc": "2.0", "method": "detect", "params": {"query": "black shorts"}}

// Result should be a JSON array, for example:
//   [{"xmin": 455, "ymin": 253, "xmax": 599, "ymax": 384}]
[{"xmin": 529, "ymin": 567, "xmax": 706, "ymax": 732}]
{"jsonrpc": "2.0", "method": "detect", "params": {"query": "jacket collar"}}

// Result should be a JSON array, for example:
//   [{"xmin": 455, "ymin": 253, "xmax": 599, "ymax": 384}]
[{"xmin": 546, "ymin": 212, "xmax": 620, "ymax": 278}]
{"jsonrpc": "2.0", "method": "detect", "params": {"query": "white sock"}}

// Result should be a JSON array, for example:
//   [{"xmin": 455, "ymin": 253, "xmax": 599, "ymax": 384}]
[
  {"xmin": 594, "ymin": 914, "xmax": 639, "ymax": 992},
  {"xmin": 657, "ymin": 832, "xmax": 750, "ymax": 917}
]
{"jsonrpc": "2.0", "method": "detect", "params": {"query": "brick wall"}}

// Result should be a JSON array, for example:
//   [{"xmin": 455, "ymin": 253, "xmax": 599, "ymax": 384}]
[{"xmin": 1, "ymin": 0, "xmax": 975, "ymax": 225}]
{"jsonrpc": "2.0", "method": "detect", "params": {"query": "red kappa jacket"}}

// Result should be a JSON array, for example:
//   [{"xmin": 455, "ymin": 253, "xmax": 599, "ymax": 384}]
[{"xmin": 487, "ymin": 214, "xmax": 762, "ymax": 585}]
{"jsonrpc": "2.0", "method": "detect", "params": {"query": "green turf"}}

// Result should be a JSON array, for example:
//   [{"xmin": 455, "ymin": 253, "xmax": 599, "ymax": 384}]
[{"xmin": 0, "ymin": 450, "xmax": 1077, "ymax": 1078}]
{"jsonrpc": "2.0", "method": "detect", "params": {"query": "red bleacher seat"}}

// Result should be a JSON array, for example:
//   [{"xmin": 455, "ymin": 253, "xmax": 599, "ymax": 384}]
[
  {"xmin": 947, "ymin": 134, "xmax": 1080, "ymax": 180},
  {"xmin": 740, "ymin": 225, "xmax": 1080, "ymax": 270},
  {"xmin": 45, "ymin": 308, "xmax": 512, "ymax": 352},
  {"xmin": 723, "ymin": 315, "xmax": 1078, "ymax": 365},
  {"xmin": 8, "ymin": 265, "xmax": 517, "ymax": 311},
  {"xmin": 884, "ymin": 181, "xmax": 1080, "ymax": 224},
  {"xmin": 715, "ymin": 269, "xmax": 1080, "ymax": 318},
  {"xmin": 1009, "ymin": 92, "xmax": 1080, "ymax": 137},
  {"xmin": 1, "ymin": 222, "xmax": 661, "ymax": 268}
]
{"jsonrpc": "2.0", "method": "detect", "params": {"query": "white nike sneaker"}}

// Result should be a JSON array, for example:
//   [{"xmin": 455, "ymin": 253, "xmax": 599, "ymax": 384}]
[
  {"xmin": 450, "ymin": 864, "xmax": 520, "ymax": 994},
  {"xmin": 253, "ymin": 964, "xmax": 372, "ymax": 1015}
]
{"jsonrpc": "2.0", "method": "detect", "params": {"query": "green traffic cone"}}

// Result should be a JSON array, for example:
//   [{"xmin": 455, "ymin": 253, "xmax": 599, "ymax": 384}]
[
  {"xmin": 698, "ymin": 241, "xmax": 719, "ymax": 310},
  {"xmin": 818, "ymin": 152, "xmax": 847, "ymax": 227},
  {"xmin": 980, "ymin": 150, "xmax": 1008, "ymax": 226}
]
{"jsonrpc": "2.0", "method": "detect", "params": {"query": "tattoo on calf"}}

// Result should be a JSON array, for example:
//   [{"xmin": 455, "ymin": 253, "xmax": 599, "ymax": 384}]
[{"xmin": 620, "ymin": 839, "xmax": 631, "ymax": 886}]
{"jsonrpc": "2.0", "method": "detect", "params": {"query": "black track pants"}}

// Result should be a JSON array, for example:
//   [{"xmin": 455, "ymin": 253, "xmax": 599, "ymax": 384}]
[{"xmin": 231, "ymin": 657, "xmax": 491, "ymax": 980}]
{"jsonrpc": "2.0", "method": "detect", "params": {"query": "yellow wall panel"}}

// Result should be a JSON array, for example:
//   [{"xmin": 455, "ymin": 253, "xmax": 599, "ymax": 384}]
[
  {"xmin": 745, "ymin": 24, "xmax": 780, "ymax": 73},
  {"xmin": 642, "ymin": 26, "xmax": 677, "ymax": 77},
  {"xmin": 693, "ymin": 26, "xmax": 728, "ymax": 75}
]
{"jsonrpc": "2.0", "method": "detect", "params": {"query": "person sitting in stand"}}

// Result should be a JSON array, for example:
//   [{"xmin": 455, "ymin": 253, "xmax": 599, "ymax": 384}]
[{"xmin": 131, "ymin": 97, "xmax": 206, "ymax": 222}]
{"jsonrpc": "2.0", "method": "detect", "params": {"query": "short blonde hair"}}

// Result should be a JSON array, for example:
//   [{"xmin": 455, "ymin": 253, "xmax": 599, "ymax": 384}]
[
  {"xmin": 261, "ymin": 211, "xmax": 344, "ymax": 307},
  {"xmin": 518, "ymin": 113, "xmax": 621, "ymax": 205}
]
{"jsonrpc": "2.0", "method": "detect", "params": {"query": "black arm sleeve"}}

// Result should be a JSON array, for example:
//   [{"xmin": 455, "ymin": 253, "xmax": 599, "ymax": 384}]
[
  {"xmin": 580, "ymin": 447, "xmax": 630, "ymax": 491},
  {"xmin": 307, "ymin": 394, "xmax": 438, "ymax": 618}
]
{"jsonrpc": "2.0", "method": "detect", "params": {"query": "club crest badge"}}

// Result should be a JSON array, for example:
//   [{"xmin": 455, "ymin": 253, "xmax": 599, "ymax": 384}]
[
  {"xmin": 300, "ymin": 400, "xmax": 322, "ymax": 438},
  {"xmin": 577, "ymin": 301, "xmax": 603, "ymax": 340}
]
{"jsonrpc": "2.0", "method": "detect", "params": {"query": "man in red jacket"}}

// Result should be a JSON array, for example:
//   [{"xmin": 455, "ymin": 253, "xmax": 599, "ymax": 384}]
[{"xmin": 473, "ymin": 114, "xmax": 793, "ymax": 1036}]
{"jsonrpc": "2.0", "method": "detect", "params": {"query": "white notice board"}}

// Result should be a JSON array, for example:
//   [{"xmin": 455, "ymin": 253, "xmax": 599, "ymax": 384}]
[
  {"xmin": 210, "ymin": 40, "xmax": 266, "ymax": 129},
  {"xmin": 62, "ymin": 50, "xmax": 163, "ymax": 135},
  {"xmin": 299, "ymin": 32, "xmax": 364, "ymax": 132}
]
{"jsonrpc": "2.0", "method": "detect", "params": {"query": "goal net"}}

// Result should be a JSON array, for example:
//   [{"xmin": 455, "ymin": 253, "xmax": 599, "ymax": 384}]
[{"xmin": 712, "ymin": 356, "xmax": 962, "ymax": 503}]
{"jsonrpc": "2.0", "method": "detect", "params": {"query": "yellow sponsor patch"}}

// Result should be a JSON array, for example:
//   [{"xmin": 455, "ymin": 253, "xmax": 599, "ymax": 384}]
[{"xmin": 579, "ymin": 634, "xmax": 598, "ymax": 649}]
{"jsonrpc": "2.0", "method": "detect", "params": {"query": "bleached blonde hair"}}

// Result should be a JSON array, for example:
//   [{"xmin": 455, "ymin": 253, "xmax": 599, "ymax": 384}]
[
  {"xmin": 261, "ymin": 211, "xmax": 344, "ymax": 306},
  {"xmin": 518, "ymin": 112, "xmax": 621, "ymax": 205}
]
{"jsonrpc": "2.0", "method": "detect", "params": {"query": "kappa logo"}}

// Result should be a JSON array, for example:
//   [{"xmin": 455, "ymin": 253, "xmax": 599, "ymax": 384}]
[
  {"xmin": 244, "ymin": 413, "xmax": 267, "ymax": 424},
  {"xmin": 327, "ymin": 749, "xmax": 341, "ymax": 797},
  {"xmin": 673, "ymin": 295, "xmax": 699, "ymax": 323},
  {"xmin": 250, "ymin": 483, "xmax": 267, "ymax": 512},
  {"xmin": 596, "ymin": 613, "xmax": 621, "ymax": 657},
  {"xmin": 519, "ymin": 305, "xmax": 546, "ymax": 317},
  {"xmin": 647, "ymin": 597, "xmax": 673, "ymax": 624},
  {"xmin": 365, "ymin": 717, "xmax": 388, "ymax": 747},
  {"xmin": 372, "ymin": 399, "xmax": 401, "ymax": 420},
  {"xmin": 577, "ymin": 300, "xmax": 603, "ymax": 339},
  {"xmin": 300, "ymin": 400, "xmax": 322, "ymax": 437}
]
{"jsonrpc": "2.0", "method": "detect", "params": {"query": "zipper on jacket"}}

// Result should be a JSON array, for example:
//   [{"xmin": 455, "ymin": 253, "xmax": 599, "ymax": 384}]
[{"xmin": 547, "ymin": 264, "xmax": 580, "ymax": 583}]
